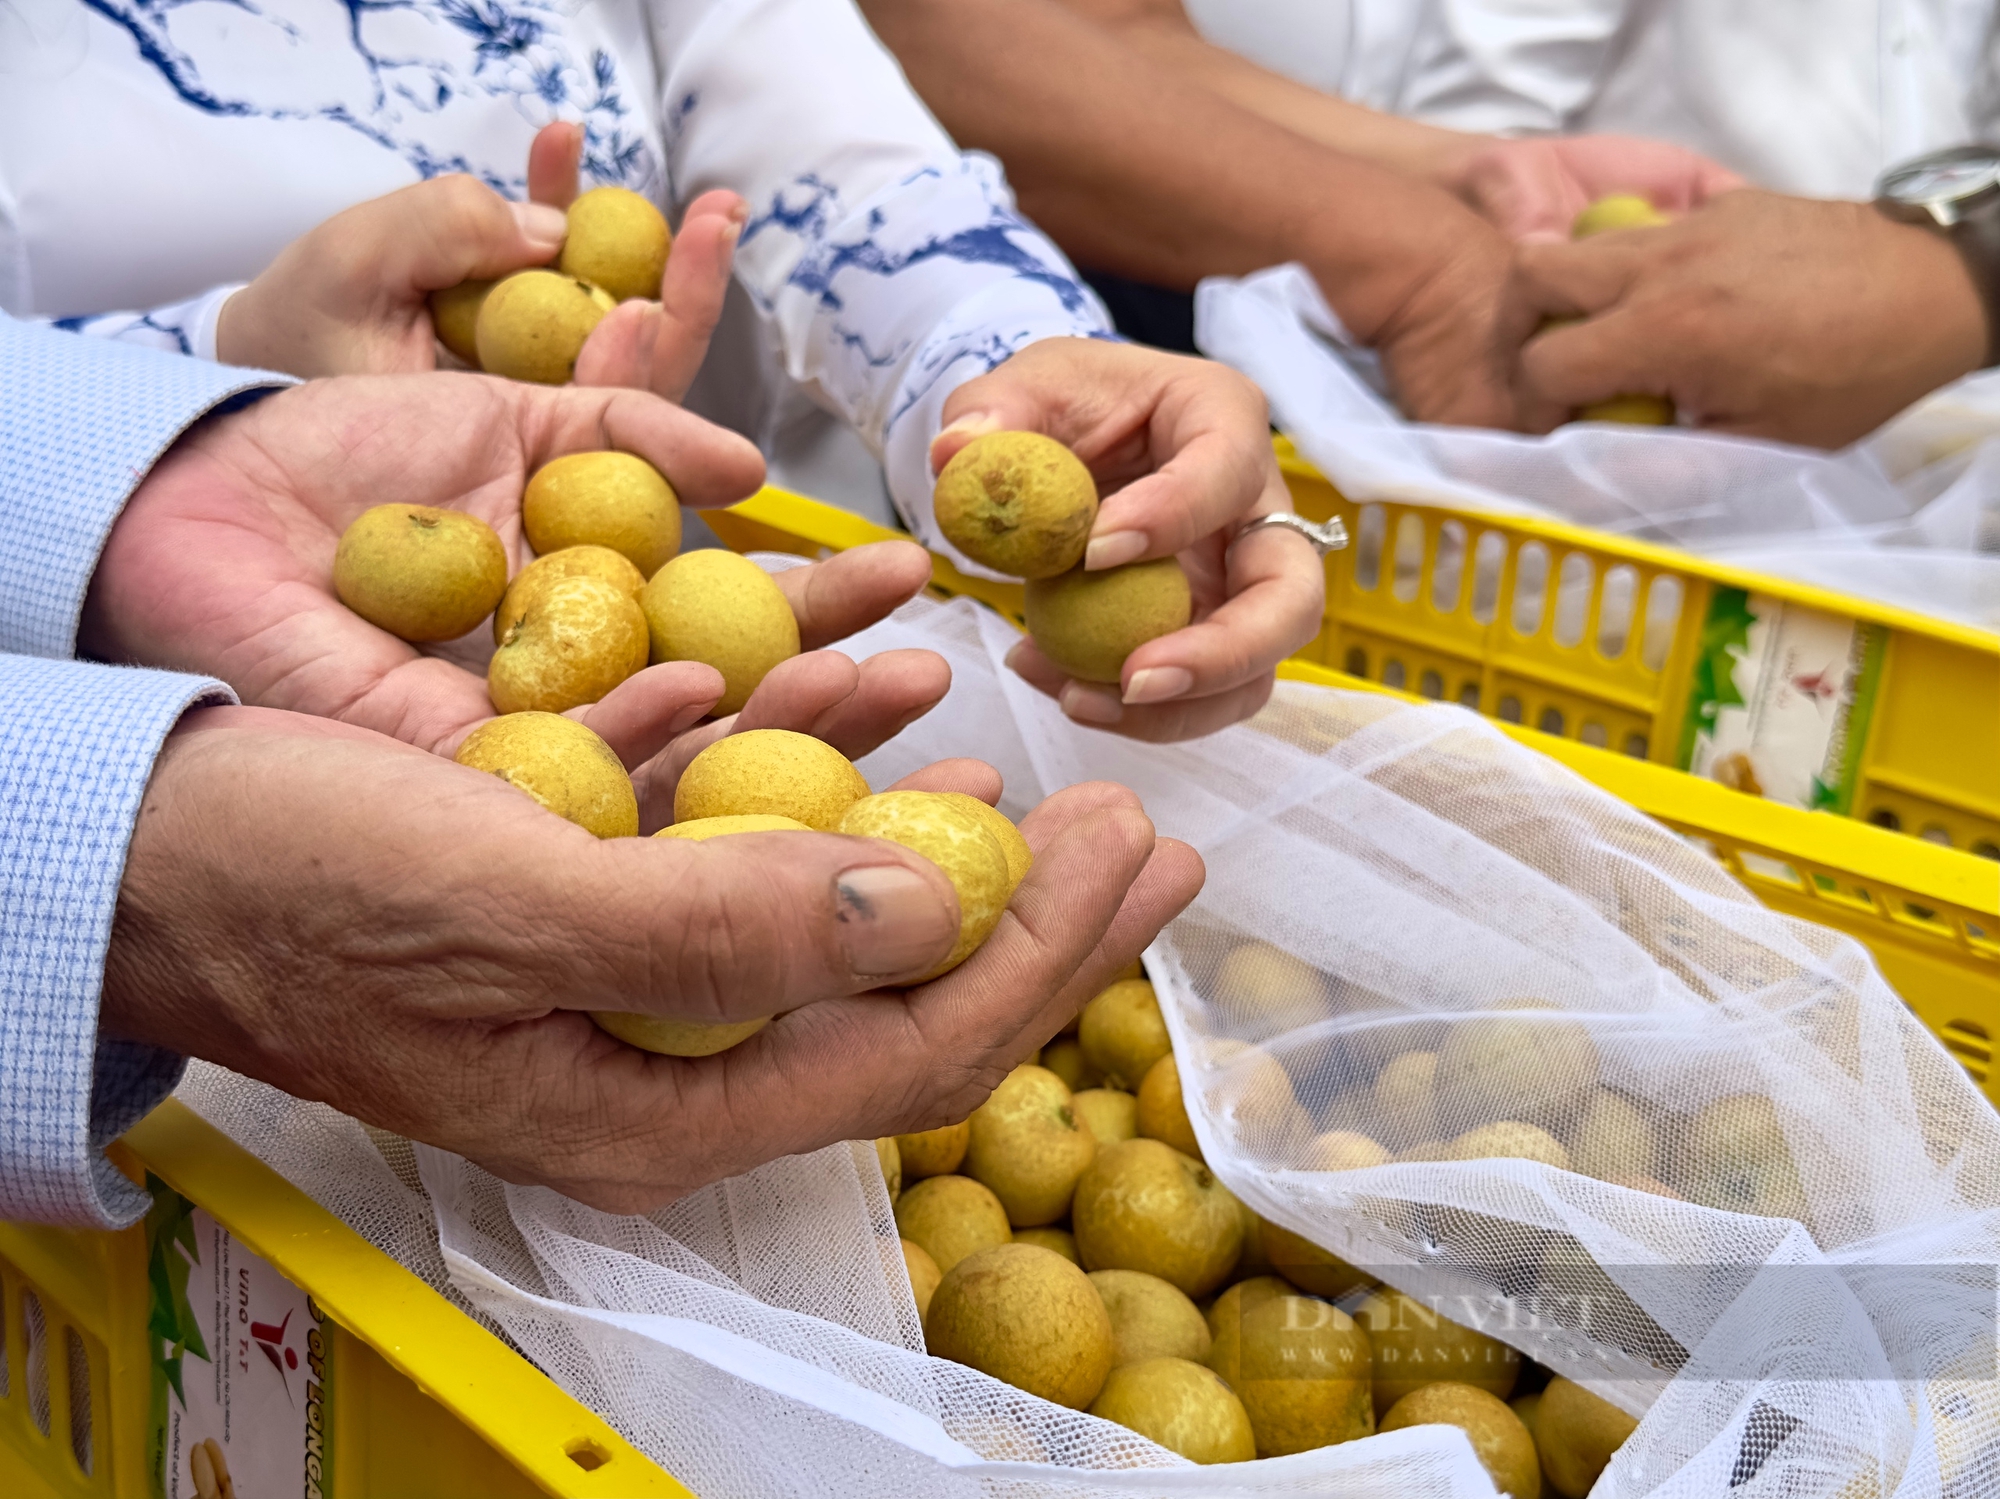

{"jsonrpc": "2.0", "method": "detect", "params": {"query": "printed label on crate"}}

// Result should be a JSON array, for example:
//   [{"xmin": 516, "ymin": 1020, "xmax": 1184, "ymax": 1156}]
[
  {"xmin": 1676, "ymin": 587, "xmax": 1886, "ymax": 813},
  {"xmin": 145, "ymin": 1175, "xmax": 334, "ymax": 1499}
]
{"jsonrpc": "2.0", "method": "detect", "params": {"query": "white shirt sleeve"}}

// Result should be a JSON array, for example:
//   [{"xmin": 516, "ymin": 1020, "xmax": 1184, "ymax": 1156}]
[
  {"xmin": 648, "ymin": 0, "xmax": 1115, "ymax": 557},
  {"xmin": 32, "ymin": 285, "xmax": 242, "ymax": 362}
]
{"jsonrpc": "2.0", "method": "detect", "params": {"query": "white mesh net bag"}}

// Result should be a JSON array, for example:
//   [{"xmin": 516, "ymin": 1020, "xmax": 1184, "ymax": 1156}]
[{"xmin": 179, "ymin": 576, "xmax": 2000, "ymax": 1499}]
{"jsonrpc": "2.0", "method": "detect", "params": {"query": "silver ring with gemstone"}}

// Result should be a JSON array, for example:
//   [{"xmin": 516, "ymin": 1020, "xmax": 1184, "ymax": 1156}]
[{"xmin": 1229, "ymin": 511, "xmax": 1349, "ymax": 557}]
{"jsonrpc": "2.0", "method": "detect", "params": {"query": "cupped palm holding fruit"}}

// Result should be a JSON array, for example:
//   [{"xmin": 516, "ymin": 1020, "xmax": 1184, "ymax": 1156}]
[
  {"xmin": 334, "ymin": 504, "xmax": 508, "ymax": 642},
  {"xmin": 454, "ymin": 712, "xmax": 637, "ymax": 839},
  {"xmin": 433, "ymin": 184, "xmax": 669, "ymax": 373},
  {"xmin": 590, "ymin": 813, "xmax": 813, "ymax": 1057},
  {"xmin": 523, "ymin": 451, "xmax": 682, "ymax": 578},
  {"xmin": 925, "ymin": 1243, "xmax": 1115, "ymax": 1409},
  {"xmin": 932, "ymin": 431, "xmax": 1098, "ymax": 578},
  {"xmin": 838, "ymin": 792, "xmax": 1015, "ymax": 981},
  {"xmin": 1025, "ymin": 556, "xmax": 1192, "ymax": 685},
  {"xmin": 642, "ymin": 551, "xmax": 801, "ymax": 715}
]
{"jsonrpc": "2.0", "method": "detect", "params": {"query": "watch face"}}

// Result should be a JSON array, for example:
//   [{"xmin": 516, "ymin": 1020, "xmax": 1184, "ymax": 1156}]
[{"xmin": 1882, "ymin": 148, "xmax": 2000, "ymax": 205}]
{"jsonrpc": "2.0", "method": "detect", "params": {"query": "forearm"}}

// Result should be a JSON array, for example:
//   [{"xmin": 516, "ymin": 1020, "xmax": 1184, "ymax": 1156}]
[
  {"xmin": 1084, "ymin": 6, "xmax": 1477, "ymax": 184},
  {"xmin": 859, "ymin": 0, "xmax": 1490, "ymax": 340}
]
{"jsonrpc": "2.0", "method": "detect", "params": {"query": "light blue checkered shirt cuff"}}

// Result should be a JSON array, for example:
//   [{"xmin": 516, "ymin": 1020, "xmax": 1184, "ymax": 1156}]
[
  {"xmin": 0, "ymin": 313, "xmax": 294, "ymax": 658},
  {"xmin": 0, "ymin": 657, "xmax": 236, "ymax": 1228}
]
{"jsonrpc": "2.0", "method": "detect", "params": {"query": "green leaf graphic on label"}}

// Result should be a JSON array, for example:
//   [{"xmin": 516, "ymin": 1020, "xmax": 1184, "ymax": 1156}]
[
  {"xmin": 144, "ymin": 1172, "xmax": 210, "ymax": 1420},
  {"xmin": 1677, "ymin": 586, "xmax": 1758, "ymax": 769}
]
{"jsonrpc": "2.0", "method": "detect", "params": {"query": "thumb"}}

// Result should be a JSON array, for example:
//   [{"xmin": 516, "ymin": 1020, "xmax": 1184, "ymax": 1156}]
[
  {"xmin": 929, "ymin": 354, "xmax": 1070, "ymax": 475},
  {"xmin": 367, "ymin": 175, "xmax": 567, "ymax": 295},
  {"xmin": 574, "ymin": 830, "xmax": 963, "ymax": 1024}
]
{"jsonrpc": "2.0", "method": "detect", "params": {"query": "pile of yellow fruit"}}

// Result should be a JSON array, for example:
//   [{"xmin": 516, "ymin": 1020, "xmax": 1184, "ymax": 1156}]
[
  {"xmin": 933, "ymin": 432, "xmax": 1192, "ymax": 685},
  {"xmin": 875, "ymin": 968, "xmax": 1644, "ymax": 1490}
]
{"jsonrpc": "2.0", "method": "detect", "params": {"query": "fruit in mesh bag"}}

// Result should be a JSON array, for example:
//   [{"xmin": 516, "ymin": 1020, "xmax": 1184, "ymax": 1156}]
[
  {"xmin": 1089, "ymin": 1269, "xmax": 1212, "ymax": 1368},
  {"xmin": 1441, "ymin": 1120, "xmax": 1572, "ymax": 1169},
  {"xmin": 1535, "ymin": 1376, "xmax": 1639, "ymax": 1498},
  {"xmin": 592, "ymin": 813, "xmax": 813, "ymax": 1056},
  {"xmin": 1207, "ymin": 1040, "xmax": 1315, "ymax": 1148},
  {"xmin": 475, "ymin": 269, "xmax": 617, "ymax": 384},
  {"xmin": 1089, "ymin": 1357, "xmax": 1256, "ymax": 1465},
  {"xmin": 1372, "ymin": 1050, "xmax": 1440, "ymax": 1147},
  {"xmin": 454, "ymin": 712, "xmax": 637, "ymax": 839},
  {"xmin": 488, "ymin": 573, "xmax": 650, "ymax": 715},
  {"xmin": 1566, "ymin": 1087, "xmax": 1662, "ymax": 1184},
  {"xmin": 673, "ymin": 729, "xmax": 869, "ymax": 831},
  {"xmin": 932, "ymin": 431, "xmax": 1099, "ymax": 579},
  {"xmin": 895, "ymin": 1174, "xmax": 1012, "ymax": 1275},
  {"xmin": 1024, "ymin": 556, "xmax": 1191, "ymax": 684},
  {"xmin": 964, "ymin": 1065, "xmax": 1097, "ymax": 1226},
  {"xmin": 900, "ymin": 1238, "xmax": 942, "ymax": 1322},
  {"xmin": 1434, "ymin": 999, "xmax": 1600, "ymax": 1131},
  {"xmin": 1305, "ymin": 1129, "xmax": 1390, "ymax": 1172},
  {"xmin": 1072, "ymin": 1088, "xmax": 1138, "ymax": 1146},
  {"xmin": 1078, "ymin": 979, "xmax": 1172, "ymax": 1090},
  {"xmin": 1356, "ymin": 1287, "xmax": 1522, "ymax": 1414},
  {"xmin": 838, "ymin": 792, "xmax": 1015, "ymax": 981},
  {"xmin": 1678, "ymin": 1093, "xmax": 1809, "ymax": 1221},
  {"xmin": 1381, "ymin": 1381, "xmax": 1541, "ymax": 1499},
  {"xmin": 926, "ymin": 1242, "xmax": 1115, "ymax": 1408},
  {"xmin": 559, "ymin": 186, "xmax": 671, "ymax": 303},
  {"xmin": 1137, "ymin": 1054, "xmax": 1204, "ymax": 1159},
  {"xmin": 1211, "ymin": 940, "xmax": 1329, "ymax": 1036},
  {"xmin": 642, "ymin": 551, "xmax": 801, "ymax": 715},
  {"xmin": 1206, "ymin": 1288, "xmax": 1374, "ymax": 1456},
  {"xmin": 1260, "ymin": 1219, "xmax": 1377, "ymax": 1300},
  {"xmin": 334, "ymin": 504, "xmax": 508, "ymax": 643},
  {"xmin": 896, "ymin": 1120, "xmax": 971, "ymax": 1179},
  {"xmin": 523, "ymin": 452, "xmax": 682, "ymax": 578},
  {"xmin": 1073, "ymin": 1139, "xmax": 1244, "ymax": 1298}
]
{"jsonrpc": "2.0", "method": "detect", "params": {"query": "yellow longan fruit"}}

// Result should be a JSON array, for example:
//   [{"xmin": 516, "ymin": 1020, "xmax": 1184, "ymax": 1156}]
[
  {"xmin": 488, "ymin": 573, "xmax": 649, "ymax": 715},
  {"xmin": 1089, "ymin": 1357, "xmax": 1254, "ymax": 1465},
  {"xmin": 964, "ymin": 1065, "xmax": 1096, "ymax": 1226},
  {"xmin": 1207, "ymin": 1290, "xmax": 1374, "ymax": 1457},
  {"xmin": 1024, "ymin": 556, "xmax": 1191, "ymax": 684},
  {"xmin": 902, "ymin": 1237, "xmax": 942, "ymax": 1323},
  {"xmin": 640, "ymin": 550, "xmax": 800, "ymax": 714},
  {"xmin": 937, "ymin": 793, "xmax": 1033, "ymax": 892},
  {"xmin": 1073, "ymin": 1139, "xmax": 1243, "ymax": 1298},
  {"xmin": 1041, "ymin": 1037, "xmax": 1104, "ymax": 1094},
  {"xmin": 1381, "ymin": 1382, "xmax": 1540, "ymax": 1499},
  {"xmin": 475, "ymin": 269, "xmax": 615, "ymax": 384},
  {"xmin": 894, "ymin": 1175, "xmax": 1013, "ymax": 1276},
  {"xmin": 494, "ymin": 545, "xmax": 645, "ymax": 643},
  {"xmin": 838, "ymin": 792, "xmax": 1012, "ymax": 981},
  {"xmin": 897, "ymin": 1121, "xmax": 971, "ymax": 1180},
  {"xmin": 1357, "ymin": 1287, "xmax": 1522, "ymax": 1413},
  {"xmin": 1013, "ymin": 1226, "xmax": 1079, "ymax": 1264},
  {"xmin": 454, "ymin": 712, "xmax": 636, "ymax": 839},
  {"xmin": 523, "ymin": 452, "xmax": 681, "ymax": 579},
  {"xmin": 1137, "ymin": 1053, "xmax": 1202, "ymax": 1159},
  {"xmin": 560, "ymin": 185, "xmax": 671, "ymax": 303},
  {"xmin": 1071, "ymin": 1088, "xmax": 1139, "ymax": 1147},
  {"xmin": 674, "ymin": 729, "xmax": 869, "ymax": 831},
  {"xmin": 925, "ymin": 1242, "xmax": 1114, "ymax": 1408},
  {"xmin": 1535, "ymin": 1377, "xmax": 1639, "ymax": 1498},
  {"xmin": 334, "ymin": 504, "xmax": 507, "ymax": 643},
  {"xmin": 429, "ymin": 277, "xmax": 493, "ymax": 367},
  {"xmin": 1078, "ymin": 979, "xmax": 1171, "ymax": 1091},
  {"xmin": 876, "ymin": 1137, "xmax": 902, "ymax": 1202},
  {"xmin": 932, "ymin": 431, "xmax": 1098, "ymax": 579}
]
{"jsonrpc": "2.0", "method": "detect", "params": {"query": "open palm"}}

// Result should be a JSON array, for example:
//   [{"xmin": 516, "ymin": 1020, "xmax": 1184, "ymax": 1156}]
[{"xmin": 81, "ymin": 372, "xmax": 951, "ymax": 804}]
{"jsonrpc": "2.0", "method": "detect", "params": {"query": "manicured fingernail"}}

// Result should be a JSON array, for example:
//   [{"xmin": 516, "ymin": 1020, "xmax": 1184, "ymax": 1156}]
[
  {"xmin": 513, "ymin": 201, "xmax": 568, "ymax": 250},
  {"xmin": 1085, "ymin": 530, "xmax": 1148, "ymax": 570},
  {"xmin": 1123, "ymin": 666, "xmax": 1192, "ymax": 705},
  {"xmin": 1060, "ymin": 681, "xmax": 1124, "ymax": 725},
  {"xmin": 939, "ymin": 412, "xmax": 1002, "ymax": 441},
  {"xmin": 834, "ymin": 865, "xmax": 957, "ymax": 977}
]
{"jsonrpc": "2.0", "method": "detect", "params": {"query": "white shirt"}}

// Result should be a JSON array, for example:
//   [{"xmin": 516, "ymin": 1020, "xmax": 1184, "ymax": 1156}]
[
  {"xmin": 0, "ymin": 0, "xmax": 1110, "ymax": 543},
  {"xmin": 1185, "ymin": 0, "xmax": 2000, "ymax": 199}
]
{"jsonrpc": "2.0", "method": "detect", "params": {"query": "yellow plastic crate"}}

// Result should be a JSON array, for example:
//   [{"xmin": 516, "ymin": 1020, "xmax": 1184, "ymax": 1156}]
[
  {"xmin": 704, "ymin": 479, "xmax": 2000, "ymax": 1106},
  {"xmin": 7, "ymin": 469, "xmax": 1996, "ymax": 1499}
]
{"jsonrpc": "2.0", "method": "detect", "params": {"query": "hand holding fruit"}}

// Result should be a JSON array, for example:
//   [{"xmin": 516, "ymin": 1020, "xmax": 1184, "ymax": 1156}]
[
  {"xmin": 930, "ymin": 338, "xmax": 1326, "ymax": 742},
  {"xmin": 213, "ymin": 120, "xmax": 741, "ymax": 403},
  {"xmin": 1441, "ymin": 132, "xmax": 1742, "ymax": 244}
]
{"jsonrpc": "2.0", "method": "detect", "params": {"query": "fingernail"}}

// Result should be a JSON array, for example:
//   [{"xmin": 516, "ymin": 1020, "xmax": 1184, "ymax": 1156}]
[
  {"xmin": 834, "ymin": 865, "xmax": 957, "ymax": 977},
  {"xmin": 1060, "ymin": 681, "xmax": 1124, "ymax": 725},
  {"xmin": 1085, "ymin": 530, "xmax": 1148, "ymax": 570},
  {"xmin": 1003, "ymin": 640, "xmax": 1031, "ymax": 672},
  {"xmin": 939, "ymin": 412, "xmax": 1002, "ymax": 441},
  {"xmin": 1123, "ymin": 666, "xmax": 1192, "ymax": 705},
  {"xmin": 513, "ymin": 200, "xmax": 568, "ymax": 250}
]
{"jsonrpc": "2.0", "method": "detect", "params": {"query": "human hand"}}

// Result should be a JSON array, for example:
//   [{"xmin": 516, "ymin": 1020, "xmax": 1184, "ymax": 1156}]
[
  {"xmin": 1507, "ymin": 189, "xmax": 1989, "ymax": 446},
  {"xmin": 1443, "ymin": 133, "xmax": 1744, "ymax": 242},
  {"xmin": 930, "ymin": 337, "xmax": 1324, "ymax": 740},
  {"xmin": 214, "ymin": 122, "xmax": 741, "ymax": 402},
  {"xmin": 102, "ymin": 706, "xmax": 1202, "ymax": 1211}
]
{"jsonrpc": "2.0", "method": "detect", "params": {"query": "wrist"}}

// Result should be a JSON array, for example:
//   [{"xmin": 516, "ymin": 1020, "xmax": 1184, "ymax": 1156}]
[
  {"xmin": 1293, "ymin": 175, "xmax": 1503, "ymax": 347},
  {"xmin": 1868, "ymin": 202, "xmax": 1991, "ymax": 385}
]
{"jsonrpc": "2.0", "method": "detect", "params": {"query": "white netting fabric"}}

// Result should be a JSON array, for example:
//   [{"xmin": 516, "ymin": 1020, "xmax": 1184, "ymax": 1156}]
[{"xmin": 179, "ymin": 580, "xmax": 2000, "ymax": 1498}]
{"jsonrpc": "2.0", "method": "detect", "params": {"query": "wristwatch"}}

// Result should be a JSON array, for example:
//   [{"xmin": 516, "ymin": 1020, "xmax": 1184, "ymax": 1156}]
[{"xmin": 1875, "ymin": 144, "xmax": 2000, "ymax": 365}]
